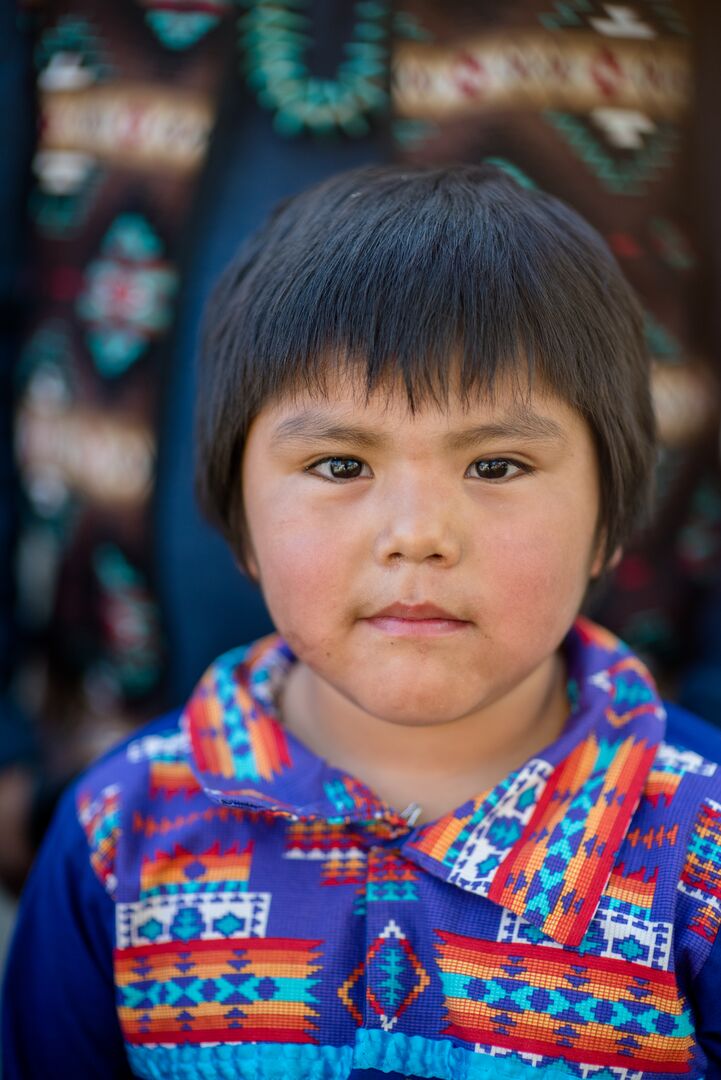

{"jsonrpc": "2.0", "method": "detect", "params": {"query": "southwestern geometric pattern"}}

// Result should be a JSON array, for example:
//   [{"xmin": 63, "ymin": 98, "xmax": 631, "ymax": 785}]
[
  {"xmin": 284, "ymin": 821, "xmax": 367, "ymax": 886},
  {"xmin": 365, "ymin": 849, "xmax": 419, "ymax": 903},
  {"xmin": 679, "ymin": 799, "xmax": 721, "ymax": 944},
  {"xmin": 409, "ymin": 757, "xmax": 553, "ymax": 878},
  {"xmin": 116, "ymin": 888, "xmax": 271, "ymax": 949},
  {"xmin": 116, "ymin": 937, "xmax": 322, "ymax": 1044},
  {"xmin": 117, "ymin": 839, "xmax": 270, "ymax": 948},
  {"xmin": 148, "ymin": 758, "xmax": 201, "ymax": 799},
  {"xmin": 497, "ymin": 899, "xmax": 674, "ymax": 971},
  {"xmin": 185, "ymin": 643, "xmax": 293, "ymax": 788},
  {"xmin": 78, "ymin": 782, "xmax": 122, "ymax": 896},
  {"xmin": 338, "ymin": 919, "xmax": 430, "ymax": 1033},
  {"xmin": 139, "ymin": 840, "xmax": 254, "ymax": 895},
  {"xmin": 76, "ymin": 213, "xmax": 178, "ymax": 378},
  {"xmin": 491, "ymin": 730, "xmax": 658, "ymax": 946},
  {"xmin": 606, "ymin": 863, "xmax": 658, "ymax": 917},
  {"xmin": 73, "ymin": 618, "xmax": 721, "ymax": 1077},
  {"xmin": 435, "ymin": 933, "xmax": 695, "ymax": 1073},
  {"xmin": 409, "ymin": 654, "xmax": 663, "ymax": 945},
  {"xmin": 654, "ymin": 744, "xmax": 717, "ymax": 780},
  {"xmin": 477, "ymin": 1043, "xmax": 645, "ymax": 1080}
]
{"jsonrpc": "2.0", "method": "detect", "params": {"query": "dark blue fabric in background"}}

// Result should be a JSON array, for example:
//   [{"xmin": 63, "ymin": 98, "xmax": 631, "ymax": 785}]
[
  {"xmin": 679, "ymin": 584, "xmax": 721, "ymax": 727},
  {"xmin": 0, "ymin": 4, "xmax": 38, "ymax": 767},
  {"xmin": 153, "ymin": 81, "xmax": 386, "ymax": 710}
]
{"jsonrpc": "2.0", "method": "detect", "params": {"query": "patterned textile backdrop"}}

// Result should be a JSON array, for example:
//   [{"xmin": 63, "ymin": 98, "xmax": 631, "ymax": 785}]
[{"xmin": 11, "ymin": 0, "xmax": 721, "ymax": 779}]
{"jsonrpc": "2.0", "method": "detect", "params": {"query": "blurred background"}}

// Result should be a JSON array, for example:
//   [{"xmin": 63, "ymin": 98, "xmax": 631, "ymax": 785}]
[{"xmin": 1, "ymin": 0, "xmax": 720, "ymax": 980}]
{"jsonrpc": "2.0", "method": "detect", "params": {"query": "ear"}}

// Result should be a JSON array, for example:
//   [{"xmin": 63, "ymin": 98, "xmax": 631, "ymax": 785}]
[
  {"xmin": 239, "ymin": 543, "xmax": 261, "ymax": 584},
  {"xmin": 230, "ymin": 517, "xmax": 261, "ymax": 583},
  {"xmin": 591, "ymin": 543, "xmax": 622, "ymax": 580},
  {"xmin": 607, "ymin": 546, "xmax": 623, "ymax": 571}
]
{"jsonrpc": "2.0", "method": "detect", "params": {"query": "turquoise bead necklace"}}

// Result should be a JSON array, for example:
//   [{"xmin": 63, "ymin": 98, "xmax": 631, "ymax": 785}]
[{"xmin": 237, "ymin": 0, "xmax": 391, "ymax": 138}]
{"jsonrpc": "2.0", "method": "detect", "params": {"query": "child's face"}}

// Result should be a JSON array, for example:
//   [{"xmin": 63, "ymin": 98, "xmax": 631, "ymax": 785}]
[{"xmin": 241, "ymin": 369, "xmax": 605, "ymax": 729}]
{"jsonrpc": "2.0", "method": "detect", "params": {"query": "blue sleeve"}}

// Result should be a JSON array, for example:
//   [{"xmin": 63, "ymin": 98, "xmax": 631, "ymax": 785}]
[
  {"xmin": 693, "ymin": 928, "xmax": 721, "ymax": 1079},
  {"xmin": 665, "ymin": 702, "xmax": 721, "ymax": 763},
  {"xmin": 2, "ymin": 786, "xmax": 133, "ymax": 1078}
]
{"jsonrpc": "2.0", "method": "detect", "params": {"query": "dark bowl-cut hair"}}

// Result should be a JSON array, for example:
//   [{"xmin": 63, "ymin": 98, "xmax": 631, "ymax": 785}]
[{"xmin": 196, "ymin": 163, "xmax": 655, "ymax": 572}]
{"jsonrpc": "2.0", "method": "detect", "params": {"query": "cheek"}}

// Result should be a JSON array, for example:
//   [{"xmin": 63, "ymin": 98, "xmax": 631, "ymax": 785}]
[
  {"xmin": 476, "ymin": 499, "xmax": 597, "ymax": 627},
  {"xmin": 251, "ymin": 498, "xmax": 356, "ymax": 638}
]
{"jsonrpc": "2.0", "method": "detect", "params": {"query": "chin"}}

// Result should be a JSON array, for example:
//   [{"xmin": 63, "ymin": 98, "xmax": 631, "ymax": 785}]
[{"xmin": 356, "ymin": 687, "xmax": 479, "ymax": 728}]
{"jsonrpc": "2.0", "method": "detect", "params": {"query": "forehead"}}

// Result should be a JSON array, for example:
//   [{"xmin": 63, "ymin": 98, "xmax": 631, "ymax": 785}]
[{"xmin": 256, "ymin": 366, "xmax": 587, "ymax": 445}]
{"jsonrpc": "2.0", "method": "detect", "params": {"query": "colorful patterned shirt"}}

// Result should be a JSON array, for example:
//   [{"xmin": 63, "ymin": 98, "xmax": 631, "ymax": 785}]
[{"xmin": 5, "ymin": 617, "xmax": 721, "ymax": 1079}]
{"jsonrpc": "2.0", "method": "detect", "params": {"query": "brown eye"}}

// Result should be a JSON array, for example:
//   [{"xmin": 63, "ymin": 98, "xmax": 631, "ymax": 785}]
[
  {"xmin": 328, "ymin": 458, "xmax": 363, "ymax": 479},
  {"xmin": 471, "ymin": 459, "xmax": 523, "ymax": 480},
  {"xmin": 307, "ymin": 457, "xmax": 370, "ymax": 481}
]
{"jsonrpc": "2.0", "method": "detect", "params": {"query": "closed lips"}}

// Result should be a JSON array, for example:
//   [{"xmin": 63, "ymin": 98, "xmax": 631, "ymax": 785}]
[{"xmin": 369, "ymin": 603, "xmax": 466, "ymax": 621}]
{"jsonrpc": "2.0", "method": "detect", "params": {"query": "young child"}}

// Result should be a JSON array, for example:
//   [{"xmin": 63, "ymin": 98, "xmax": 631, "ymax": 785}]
[{"xmin": 5, "ymin": 164, "xmax": 721, "ymax": 1080}]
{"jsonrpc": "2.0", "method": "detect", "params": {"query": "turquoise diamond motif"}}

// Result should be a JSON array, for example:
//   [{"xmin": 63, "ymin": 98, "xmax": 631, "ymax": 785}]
[
  {"xmin": 213, "ymin": 912, "xmax": 246, "ymax": 937},
  {"xmin": 476, "ymin": 854, "xmax": 500, "ymax": 876},
  {"xmin": 170, "ymin": 906, "xmax": 204, "ymax": 942},
  {"xmin": 487, "ymin": 815, "xmax": 523, "ymax": 848},
  {"xmin": 365, "ymin": 920, "xmax": 429, "ymax": 1031},
  {"xmin": 516, "ymin": 785, "xmax": 538, "ymax": 812},
  {"xmin": 138, "ymin": 917, "xmax": 164, "ymax": 942},
  {"xmin": 614, "ymin": 935, "xmax": 648, "ymax": 962},
  {"xmin": 519, "ymin": 922, "xmax": 547, "ymax": 944}
]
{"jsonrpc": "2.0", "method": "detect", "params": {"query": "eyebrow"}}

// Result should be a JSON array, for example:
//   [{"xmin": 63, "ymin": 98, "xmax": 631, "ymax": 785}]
[
  {"xmin": 272, "ymin": 408, "xmax": 568, "ymax": 450},
  {"xmin": 445, "ymin": 415, "xmax": 568, "ymax": 450},
  {"xmin": 273, "ymin": 413, "xmax": 388, "ymax": 450}
]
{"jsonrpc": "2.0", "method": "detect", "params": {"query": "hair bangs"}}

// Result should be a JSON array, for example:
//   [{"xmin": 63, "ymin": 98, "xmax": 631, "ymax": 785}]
[{"xmin": 208, "ymin": 172, "xmax": 606, "ymax": 412}]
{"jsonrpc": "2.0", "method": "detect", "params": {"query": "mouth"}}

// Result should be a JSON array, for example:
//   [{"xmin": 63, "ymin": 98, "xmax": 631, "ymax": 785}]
[{"xmin": 363, "ymin": 602, "xmax": 472, "ymax": 638}]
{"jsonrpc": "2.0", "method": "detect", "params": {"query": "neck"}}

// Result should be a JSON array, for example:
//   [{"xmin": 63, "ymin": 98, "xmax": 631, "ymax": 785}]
[{"xmin": 279, "ymin": 651, "xmax": 569, "ymax": 823}]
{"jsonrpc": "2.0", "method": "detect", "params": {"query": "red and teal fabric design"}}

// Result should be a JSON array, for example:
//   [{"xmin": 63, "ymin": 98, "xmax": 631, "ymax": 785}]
[{"xmin": 76, "ymin": 213, "xmax": 178, "ymax": 378}]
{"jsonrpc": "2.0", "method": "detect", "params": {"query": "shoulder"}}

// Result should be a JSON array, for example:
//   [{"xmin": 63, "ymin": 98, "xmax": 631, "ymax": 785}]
[
  {"xmin": 648, "ymin": 704, "xmax": 721, "ymax": 972},
  {"xmin": 651, "ymin": 701, "xmax": 721, "ymax": 797},
  {"xmin": 665, "ymin": 700, "xmax": 721, "ymax": 763},
  {"xmin": 74, "ymin": 708, "xmax": 187, "ymax": 898},
  {"xmin": 652, "ymin": 703, "xmax": 721, "ymax": 828}
]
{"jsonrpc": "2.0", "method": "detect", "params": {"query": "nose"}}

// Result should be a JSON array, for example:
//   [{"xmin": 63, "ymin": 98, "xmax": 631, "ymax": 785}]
[{"xmin": 372, "ymin": 478, "xmax": 462, "ymax": 566}]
